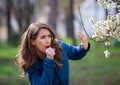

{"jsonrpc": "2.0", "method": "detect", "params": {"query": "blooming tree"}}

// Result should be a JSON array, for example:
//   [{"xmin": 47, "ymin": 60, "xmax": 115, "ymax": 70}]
[{"xmin": 79, "ymin": 0, "xmax": 120, "ymax": 58}]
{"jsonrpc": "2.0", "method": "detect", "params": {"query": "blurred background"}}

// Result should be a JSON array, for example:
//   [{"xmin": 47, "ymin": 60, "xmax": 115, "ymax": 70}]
[{"xmin": 0, "ymin": 0, "xmax": 120, "ymax": 85}]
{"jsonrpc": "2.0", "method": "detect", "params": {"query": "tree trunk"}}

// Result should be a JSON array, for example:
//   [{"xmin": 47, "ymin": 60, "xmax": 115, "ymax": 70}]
[
  {"xmin": 6, "ymin": 0, "xmax": 34, "ymax": 45},
  {"xmin": 66, "ymin": 0, "xmax": 76, "ymax": 45},
  {"xmin": 6, "ymin": 0, "xmax": 13, "ymax": 44},
  {"xmin": 14, "ymin": 0, "xmax": 33, "ymax": 33},
  {"xmin": 48, "ymin": 0, "xmax": 58, "ymax": 32}
]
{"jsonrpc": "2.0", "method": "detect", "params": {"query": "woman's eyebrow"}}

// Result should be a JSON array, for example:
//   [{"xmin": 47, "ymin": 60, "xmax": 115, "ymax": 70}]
[{"xmin": 39, "ymin": 33, "xmax": 51, "ymax": 36}]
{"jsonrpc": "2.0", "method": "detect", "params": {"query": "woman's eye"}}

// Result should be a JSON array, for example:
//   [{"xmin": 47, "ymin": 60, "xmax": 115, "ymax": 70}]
[
  {"xmin": 48, "ymin": 35, "xmax": 52, "ymax": 38},
  {"xmin": 40, "ymin": 36, "xmax": 45, "ymax": 39},
  {"xmin": 39, "ymin": 35, "xmax": 52, "ymax": 39}
]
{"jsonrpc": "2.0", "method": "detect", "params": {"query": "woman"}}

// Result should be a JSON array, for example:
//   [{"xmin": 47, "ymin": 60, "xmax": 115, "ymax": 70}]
[{"xmin": 15, "ymin": 22, "xmax": 90, "ymax": 85}]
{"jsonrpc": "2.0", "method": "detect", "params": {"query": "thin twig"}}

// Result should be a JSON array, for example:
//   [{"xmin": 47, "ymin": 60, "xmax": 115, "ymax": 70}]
[
  {"xmin": 78, "ymin": 6, "xmax": 98, "ymax": 42},
  {"xmin": 78, "ymin": 6, "xmax": 90, "ymax": 37},
  {"xmin": 78, "ymin": 6, "xmax": 108, "ymax": 43}
]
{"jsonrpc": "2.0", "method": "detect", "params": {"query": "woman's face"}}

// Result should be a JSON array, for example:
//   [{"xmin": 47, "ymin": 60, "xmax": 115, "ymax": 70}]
[{"xmin": 32, "ymin": 28, "xmax": 52, "ymax": 53}]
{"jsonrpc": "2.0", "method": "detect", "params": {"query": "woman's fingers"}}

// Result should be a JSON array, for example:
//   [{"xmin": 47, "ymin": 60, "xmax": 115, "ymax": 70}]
[
  {"xmin": 78, "ymin": 32, "xmax": 88, "ymax": 50},
  {"xmin": 78, "ymin": 32, "xmax": 86, "ymax": 41},
  {"xmin": 45, "ymin": 47, "xmax": 55, "ymax": 59}
]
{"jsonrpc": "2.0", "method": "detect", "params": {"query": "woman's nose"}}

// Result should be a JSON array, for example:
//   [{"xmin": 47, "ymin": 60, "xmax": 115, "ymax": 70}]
[{"xmin": 45, "ymin": 37, "xmax": 50, "ymax": 43}]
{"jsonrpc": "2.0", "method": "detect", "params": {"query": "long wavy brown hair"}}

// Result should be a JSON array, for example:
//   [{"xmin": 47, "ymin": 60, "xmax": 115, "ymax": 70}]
[{"xmin": 15, "ymin": 22, "xmax": 62, "ymax": 77}]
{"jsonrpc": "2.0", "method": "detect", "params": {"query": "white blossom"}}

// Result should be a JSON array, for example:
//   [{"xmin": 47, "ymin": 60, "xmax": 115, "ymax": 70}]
[
  {"xmin": 104, "ymin": 50, "xmax": 110, "ymax": 58},
  {"xmin": 97, "ymin": 0, "xmax": 117, "ymax": 9},
  {"xmin": 89, "ymin": 17, "xmax": 94, "ymax": 24},
  {"xmin": 87, "ymin": 0, "xmax": 120, "ymax": 58},
  {"xmin": 105, "ymin": 41, "xmax": 111, "ymax": 46}
]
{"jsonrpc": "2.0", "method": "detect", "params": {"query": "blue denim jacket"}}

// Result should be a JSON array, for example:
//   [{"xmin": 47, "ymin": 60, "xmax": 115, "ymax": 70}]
[{"xmin": 26, "ymin": 40, "xmax": 90, "ymax": 85}]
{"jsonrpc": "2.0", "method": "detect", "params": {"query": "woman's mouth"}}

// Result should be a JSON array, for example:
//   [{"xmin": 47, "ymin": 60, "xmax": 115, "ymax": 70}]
[{"xmin": 45, "ymin": 46, "xmax": 50, "ymax": 49}]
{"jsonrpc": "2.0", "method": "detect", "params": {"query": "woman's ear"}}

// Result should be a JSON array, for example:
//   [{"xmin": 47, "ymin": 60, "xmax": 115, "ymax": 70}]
[
  {"xmin": 31, "ymin": 39, "xmax": 35, "ymax": 45},
  {"xmin": 55, "ymin": 38, "xmax": 58, "ymax": 43}
]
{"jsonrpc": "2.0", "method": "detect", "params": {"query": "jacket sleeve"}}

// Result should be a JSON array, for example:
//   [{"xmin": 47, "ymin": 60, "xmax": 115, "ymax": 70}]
[
  {"xmin": 59, "ymin": 40, "xmax": 90, "ymax": 60},
  {"xmin": 26, "ymin": 58, "xmax": 55, "ymax": 85}
]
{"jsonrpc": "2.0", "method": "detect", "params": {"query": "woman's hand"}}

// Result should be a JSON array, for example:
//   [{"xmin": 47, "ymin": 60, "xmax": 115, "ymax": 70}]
[
  {"xmin": 78, "ymin": 32, "xmax": 88, "ymax": 50},
  {"xmin": 45, "ymin": 47, "xmax": 55, "ymax": 60}
]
